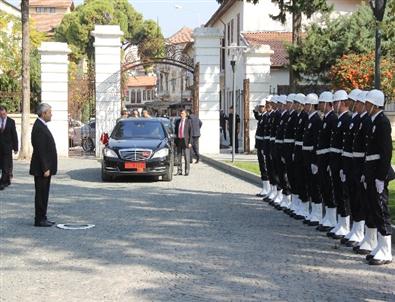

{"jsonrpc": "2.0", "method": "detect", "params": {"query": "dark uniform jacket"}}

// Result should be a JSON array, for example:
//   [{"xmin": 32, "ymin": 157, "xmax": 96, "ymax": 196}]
[
  {"xmin": 294, "ymin": 111, "xmax": 308, "ymax": 162},
  {"xmin": 0, "ymin": 117, "xmax": 18, "ymax": 154},
  {"xmin": 283, "ymin": 110, "xmax": 298, "ymax": 145},
  {"xmin": 254, "ymin": 111, "xmax": 267, "ymax": 149},
  {"xmin": 263, "ymin": 111, "xmax": 273, "ymax": 153},
  {"xmin": 302, "ymin": 111, "xmax": 322, "ymax": 166},
  {"xmin": 365, "ymin": 111, "xmax": 394, "ymax": 181},
  {"xmin": 352, "ymin": 112, "xmax": 371, "ymax": 157},
  {"xmin": 342, "ymin": 113, "xmax": 362, "ymax": 156},
  {"xmin": 330, "ymin": 111, "xmax": 351, "ymax": 169},
  {"xmin": 29, "ymin": 119, "xmax": 58, "ymax": 176},
  {"xmin": 270, "ymin": 110, "xmax": 282, "ymax": 142}
]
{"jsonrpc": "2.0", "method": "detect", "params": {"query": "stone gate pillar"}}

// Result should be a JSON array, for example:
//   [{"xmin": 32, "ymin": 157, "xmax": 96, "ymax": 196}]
[
  {"xmin": 243, "ymin": 45, "xmax": 273, "ymax": 151},
  {"xmin": 91, "ymin": 25, "xmax": 124, "ymax": 157},
  {"xmin": 193, "ymin": 27, "xmax": 222, "ymax": 155},
  {"xmin": 39, "ymin": 42, "xmax": 71, "ymax": 157}
]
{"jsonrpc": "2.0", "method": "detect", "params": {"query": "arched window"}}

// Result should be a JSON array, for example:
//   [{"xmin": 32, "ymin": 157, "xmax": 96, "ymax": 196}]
[
  {"xmin": 137, "ymin": 90, "xmax": 142, "ymax": 103},
  {"xmin": 131, "ymin": 89, "xmax": 136, "ymax": 103}
]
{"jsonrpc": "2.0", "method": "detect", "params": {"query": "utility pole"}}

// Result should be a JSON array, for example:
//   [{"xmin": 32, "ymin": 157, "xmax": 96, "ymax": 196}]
[{"xmin": 19, "ymin": 0, "xmax": 31, "ymax": 160}]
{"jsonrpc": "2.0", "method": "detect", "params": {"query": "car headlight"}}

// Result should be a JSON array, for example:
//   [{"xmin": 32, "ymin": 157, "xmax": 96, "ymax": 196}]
[
  {"xmin": 103, "ymin": 147, "xmax": 118, "ymax": 158},
  {"xmin": 151, "ymin": 148, "xmax": 169, "ymax": 159}
]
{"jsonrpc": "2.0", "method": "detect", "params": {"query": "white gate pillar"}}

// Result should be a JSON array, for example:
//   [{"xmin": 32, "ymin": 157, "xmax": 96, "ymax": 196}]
[
  {"xmin": 39, "ymin": 42, "xmax": 71, "ymax": 157},
  {"xmin": 244, "ymin": 45, "xmax": 273, "ymax": 151},
  {"xmin": 193, "ymin": 27, "xmax": 222, "ymax": 155},
  {"xmin": 91, "ymin": 25, "xmax": 124, "ymax": 157}
]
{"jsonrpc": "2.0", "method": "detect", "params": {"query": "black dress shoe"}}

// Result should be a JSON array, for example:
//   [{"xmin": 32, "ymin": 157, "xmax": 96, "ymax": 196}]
[
  {"xmin": 47, "ymin": 220, "xmax": 56, "ymax": 225},
  {"xmin": 0, "ymin": 185, "xmax": 4, "ymax": 191},
  {"xmin": 308, "ymin": 221, "xmax": 319, "ymax": 226},
  {"xmin": 346, "ymin": 241, "xmax": 359, "ymax": 248},
  {"xmin": 355, "ymin": 248, "xmax": 371, "ymax": 255},
  {"xmin": 176, "ymin": 171, "xmax": 183, "ymax": 176},
  {"xmin": 331, "ymin": 234, "xmax": 345, "ymax": 240},
  {"xmin": 317, "ymin": 225, "xmax": 332, "ymax": 232},
  {"xmin": 294, "ymin": 215, "xmax": 304, "ymax": 220},
  {"xmin": 340, "ymin": 237, "xmax": 349, "ymax": 244},
  {"xmin": 256, "ymin": 193, "xmax": 264, "ymax": 197},
  {"xmin": 366, "ymin": 254, "xmax": 374, "ymax": 261},
  {"xmin": 184, "ymin": 173, "xmax": 189, "ymax": 176},
  {"xmin": 353, "ymin": 245, "xmax": 361, "ymax": 252},
  {"xmin": 195, "ymin": 159, "xmax": 199, "ymax": 164},
  {"xmin": 303, "ymin": 219, "xmax": 310, "ymax": 224},
  {"xmin": 34, "ymin": 220, "xmax": 53, "ymax": 227},
  {"xmin": 369, "ymin": 259, "xmax": 392, "ymax": 265},
  {"xmin": 327, "ymin": 231, "xmax": 336, "ymax": 238}
]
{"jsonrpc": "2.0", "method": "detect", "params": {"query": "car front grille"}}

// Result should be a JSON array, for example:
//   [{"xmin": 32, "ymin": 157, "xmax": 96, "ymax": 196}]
[{"xmin": 119, "ymin": 149, "xmax": 152, "ymax": 161}]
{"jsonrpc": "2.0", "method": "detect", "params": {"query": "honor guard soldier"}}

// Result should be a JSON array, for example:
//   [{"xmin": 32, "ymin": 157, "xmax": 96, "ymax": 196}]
[
  {"xmin": 362, "ymin": 90, "xmax": 393, "ymax": 265},
  {"xmin": 346, "ymin": 91, "xmax": 370, "ymax": 248},
  {"xmin": 302, "ymin": 93, "xmax": 323, "ymax": 226},
  {"xmin": 316, "ymin": 91, "xmax": 338, "ymax": 232},
  {"xmin": 282, "ymin": 94, "xmax": 299, "ymax": 215},
  {"xmin": 340, "ymin": 89, "xmax": 364, "ymax": 245},
  {"xmin": 254, "ymin": 98, "xmax": 270, "ymax": 197},
  {"xmin": 262, "ymin": 96, "xmax": 277, "ymax": 201},
  {"xmin": 273, "ymin": 95, "xmax": 291, "ymax": 209},
  {"xmin": 328, "ymin": 90, "xmax": 352, "ymax": 239},
  {"xmin": 267, "ymin": 96, "xmax": 282, "ymax": 204},
  {"xmin": 291, "ymin": 93, "xmax": 310, "ymax": 220}
]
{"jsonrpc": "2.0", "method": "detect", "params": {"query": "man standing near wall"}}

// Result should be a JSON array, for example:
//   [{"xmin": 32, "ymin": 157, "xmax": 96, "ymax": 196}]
[
  {"xmin": 0, "ymin": 105, "xmax": 19, "ymax": 191},
  {"xmin": 187, "ymin": 110, "xmax": 202, "ymax": 164}
]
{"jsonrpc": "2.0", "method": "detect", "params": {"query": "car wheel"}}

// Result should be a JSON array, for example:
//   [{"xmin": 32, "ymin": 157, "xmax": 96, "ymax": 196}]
[
  {"xmin": 101, "ymin": 165, "xmax": 112, "ymax": 182},
  {"xmin": 162, "ymin": 156, "xmax": 174, "ymax": 182},
  {"xmin": 82, "ymin": 138, "xmax": 94, "ymax": 152}
]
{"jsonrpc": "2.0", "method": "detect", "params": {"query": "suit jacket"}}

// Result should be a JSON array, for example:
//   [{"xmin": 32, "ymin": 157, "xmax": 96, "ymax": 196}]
[
  {"xmin": 29, "ymin": 119, "xmax": 58, "ymax": 176},
  {"xmin": 0, "ymin": 117, "xmax": 18, "ymax": 154},
  {"xmin": 175, "ymin": 118, "xmax": 192, "ymax": 147},
  {"xmin": 188, "ymin": 114, "xmax": 202, "ymax": 137}
]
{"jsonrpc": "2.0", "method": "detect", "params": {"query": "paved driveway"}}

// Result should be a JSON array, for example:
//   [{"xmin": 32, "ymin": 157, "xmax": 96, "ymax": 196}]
[{"xmin": 0, "ymin": 158, "xmax": 394, "ymax": 301}]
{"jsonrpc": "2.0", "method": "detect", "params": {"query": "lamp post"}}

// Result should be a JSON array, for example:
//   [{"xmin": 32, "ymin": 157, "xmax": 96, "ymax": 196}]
[
  {"xmin": 228, "ymin": 43, "xmax": 245, "ymax": 162},
  {"xmin": 370, "ymin": 0, "xmax": 387, "ymax": 89}
]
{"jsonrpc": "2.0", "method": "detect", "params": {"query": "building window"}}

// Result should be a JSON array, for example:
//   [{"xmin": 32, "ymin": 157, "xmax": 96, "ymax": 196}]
[
  {"xmin": 143, "ymin": 90, "xmax": 146, "ymax": 101},
  {"xmin": 35, "ymin": 7, "xmax": 56, "ymax": 13},
  {"xmin": 171, "ymin": 79, "xmax": 176, "ymax": 93},
  {"xmin": 165, "ymin": 74, "xmax": 169, "ymax": 92},
  {"xmin": 136, "ymin": 90, "xmax": 142, "ymax": 103},
  {"xmin": 227, "ymin": 22, "xmax": 231, "ymax": 46},
  {"xmin": 237, "ymin": 14, "xmax": 240, "ymax": 46},
  {"xmin": 230, "ymin": 19, "xmax": 234, "ymax": 44},
  {"xmin": 159, "ymin": 74, "xmax": 163, "ymax": 92},
  {"xmin": 180, "ymin": 76, "xmax": 184, "ymax": 92},
  {"xmin": 221, "ymin": 37, "xmax": 225, "ymax": 71}
]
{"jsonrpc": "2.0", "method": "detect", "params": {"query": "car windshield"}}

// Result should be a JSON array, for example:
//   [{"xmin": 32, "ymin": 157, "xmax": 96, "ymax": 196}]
[{"xmin": 111, "ymin": 120, "xmax": 166, "ymax": 140}]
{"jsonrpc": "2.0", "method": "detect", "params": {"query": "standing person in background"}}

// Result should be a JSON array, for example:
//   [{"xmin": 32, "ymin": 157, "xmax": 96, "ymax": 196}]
[
  {"xmin": 29, "ymin": 103, "xmax": 58, "ymax": 227},
  {"xmin": 220, "ymin": 110, "xmax": 227, "ymax": 142},
  {"xmin": 0, "ymin": 105, "xmax": 18, "ymax": 191},
  {"xmin": 187, "ymin": 110, "xmax": 202, "ymax": 164},
  {"xmin": 226, "ymin": 106, "xmax": 240, "ymax": 153},
  {"xmin": 131, "ymin": 109, "xmax": 140, "ymax": 118},
  {"xmin": 142, "ymin": 108, "xmax": 151, "ymax": 118},
  {"xmin": 175, "ymin": 109, "xmax": 192, "ymax": 176}
]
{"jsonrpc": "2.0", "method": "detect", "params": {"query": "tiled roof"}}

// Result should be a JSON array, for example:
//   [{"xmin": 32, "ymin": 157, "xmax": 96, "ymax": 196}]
[
  {"xmin": 166, "ymin": 27, "xmax": 193, "ymax": 45},
  {"xmin": 126, "ymin": 76, "xmax": 157, "ymax": 88},
  {"xmin": 30, "ymin": 13, "xmax": 65, "ymax": 33},
  {"xmin": 242, "ymin": 32, "xmax": 292, "ymax": 67},
  {"xmin": 30, "ymin": 0, "xmax": 73, "ymax": 8}
]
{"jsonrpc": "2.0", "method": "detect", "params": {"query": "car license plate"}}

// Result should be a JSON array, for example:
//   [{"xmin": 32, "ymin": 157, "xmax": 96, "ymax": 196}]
[{"xmin": 125, "ymin": 162, "xmax": 145, "ymax": 172}]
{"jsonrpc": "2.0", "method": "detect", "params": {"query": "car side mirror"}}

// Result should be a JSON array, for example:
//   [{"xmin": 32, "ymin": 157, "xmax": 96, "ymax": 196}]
[{"xmin": 100, "ymin": 132, "xmax": 109, "ymax": 145}]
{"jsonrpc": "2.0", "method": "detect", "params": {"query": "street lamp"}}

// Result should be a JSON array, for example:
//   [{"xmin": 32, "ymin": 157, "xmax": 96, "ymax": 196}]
[
  {"xmin": 227, "ymin": 43, "xmax": 245, "ymax": 162},
  {"xmin": 369, "ymin": 0, "xmax": 387, "ymax": 89}
]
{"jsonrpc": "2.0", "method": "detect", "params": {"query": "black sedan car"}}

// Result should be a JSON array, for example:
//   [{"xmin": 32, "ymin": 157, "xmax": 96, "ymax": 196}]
[{"xmin": 101, "ymin": 118, "xmax": 175, "ymax": 181}]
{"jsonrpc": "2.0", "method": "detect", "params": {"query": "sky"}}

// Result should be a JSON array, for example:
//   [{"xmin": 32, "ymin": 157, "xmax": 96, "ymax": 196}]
[{"xmin": 8, "ymin": 0, "xmax": 221, "ymax": 38}]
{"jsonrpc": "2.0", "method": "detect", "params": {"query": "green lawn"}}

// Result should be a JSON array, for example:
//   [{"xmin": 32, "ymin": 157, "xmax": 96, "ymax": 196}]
[{"xmin": 227, "ymin": 161, "xmax": 395, "ymax": 224}]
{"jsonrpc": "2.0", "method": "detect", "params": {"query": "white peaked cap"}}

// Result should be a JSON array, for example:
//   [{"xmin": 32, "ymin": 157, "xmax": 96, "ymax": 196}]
[
  {"xmin": 278, "ymin": 95, "xmax": 287, "ymax": 104},
  {"xmin": 364, "ymin": 89, "xmax": 385, "ymax": 107},
  {"xmin": 348, "ymin": 88, "xmax": 363, "ymax": 101},
  {"xmin": 271, "ymin": 95, "xmax": 278, "ymax": 104},
  {"xmin": 305, "ymin": 93, "xmax": 319, "ymax": 105},
  {"xmin": 356, "ymin": 91, "xmax": 368, "ymax": 103},
  {"xmin": 333, "ymin": 90, "xmax": 348, "ymax": 101},
  {"xmin": 294, "ymin": 93, "xmax": 306, "ymax": 104},
  {"xmin": 287, "ymin": 93, "xmax": 296, "ymax": 102},
  {"xmin": 259, "ymin": 98, "xmax": 266, "ymax": 106},
  {"xmin": 319, "ymin": 91, "xmax": 333, "ymax": 103}
]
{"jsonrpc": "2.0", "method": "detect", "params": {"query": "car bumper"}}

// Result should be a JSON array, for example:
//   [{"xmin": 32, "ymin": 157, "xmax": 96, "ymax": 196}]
[{"xmin": 102, "ymin": 156, "xmax": 170, "ymax": 176}]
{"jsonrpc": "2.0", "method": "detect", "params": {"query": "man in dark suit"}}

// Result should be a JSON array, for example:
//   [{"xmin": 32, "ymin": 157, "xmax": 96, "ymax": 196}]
[
  {"xmin": 187, "ymin": 110, "xmax": 202, "ymax": 164},
  {"xmin": 175, "ymin": 109, "xmax": 192, "ymax": 176},
  {"xmin": 30, "ymin": 103, "xmax": 58, "ymax": 227},
  {"xmin": 226, "ymin": 106, "xmax": 240, "ymax": 153},
  {"xmin": 0, "ymin": 105, "xmax": 18, "ymax": 190}
]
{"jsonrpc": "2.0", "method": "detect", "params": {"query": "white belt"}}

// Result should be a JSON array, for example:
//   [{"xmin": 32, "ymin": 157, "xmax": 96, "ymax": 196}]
[
  {"xmin": 284, "ymin": 139, "xmax": 295, "ymax": 144},
  {"xmin": 366, "ymin": 154, "xmax": 381, "ymax": 161},
  {"xmin": 275, "ymin": 139, "xmax": 284, "ymax": 144},
  {"xmin": 352, "ymin": 152, "xmax": 365, "ymax": 158},
  {"xmin": 255, "ymin": 135, "xmax": 264, "ymax": 140},
  {"xmin": 342, "ymin": 151, "xmax": 353, "ymax": 158},
  {"xmin": 302, "ymin": 146, "xmax": 314, "ymax": 151},
  {"xmin": 269, "ymin": 137, "xmax": 275, "ymax": 141},
  {"xmin": 264, "ymin": 136, "xmax": 270, "ymax": 140},
  {"xmin": 316, "ymin": 148, "xmax": 330, "ymax": 155},
  {"xmin": 330, "ymin": 148, "xmax": 342, "ymax": 154}
]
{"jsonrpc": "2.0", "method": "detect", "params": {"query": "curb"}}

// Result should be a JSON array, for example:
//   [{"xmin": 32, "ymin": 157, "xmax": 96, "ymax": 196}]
[
  {"xmin": 200, "ymin": 155, "xmax": 261, "ymax": 187},
  {"xmin": 201, "ymin": 155, "xmax": 395, "ymax": 243}
]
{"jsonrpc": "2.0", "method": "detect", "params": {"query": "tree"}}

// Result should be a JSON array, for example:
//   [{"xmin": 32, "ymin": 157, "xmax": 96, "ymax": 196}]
[
  {"xmin": 329, "ymin": 52, "xmax": 394, "ymax": 99},
  {"xmin": 216, "ymin": 0, "xmax": 332, "ymax": 88},
  {"xmin": 287, "ymin": 2, "xmax": 395, "ymax": 83}
]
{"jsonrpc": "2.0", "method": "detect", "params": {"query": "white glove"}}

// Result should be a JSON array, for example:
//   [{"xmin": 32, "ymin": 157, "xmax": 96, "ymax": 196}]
[
  {"xmin": 340, "ymin": 169, "xmax": 346, "ymax": 183},
  {"xmin": 360, "ymin": 175, "xmax": 365, "ymax": 183},
  {"xmin": 292, "ymin": 154, "xmax": 295, "ymax": 161},
  {"xmin": 375, "ymin": 179, "xmax": 384, "ymax": 194},
  {"xmin": 311, "ymin": 164, "xmax": 318, "ymax": 175},
  {"xmin": 281, "ymin": 157, "xmax": 286, "ymax": 164}
]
